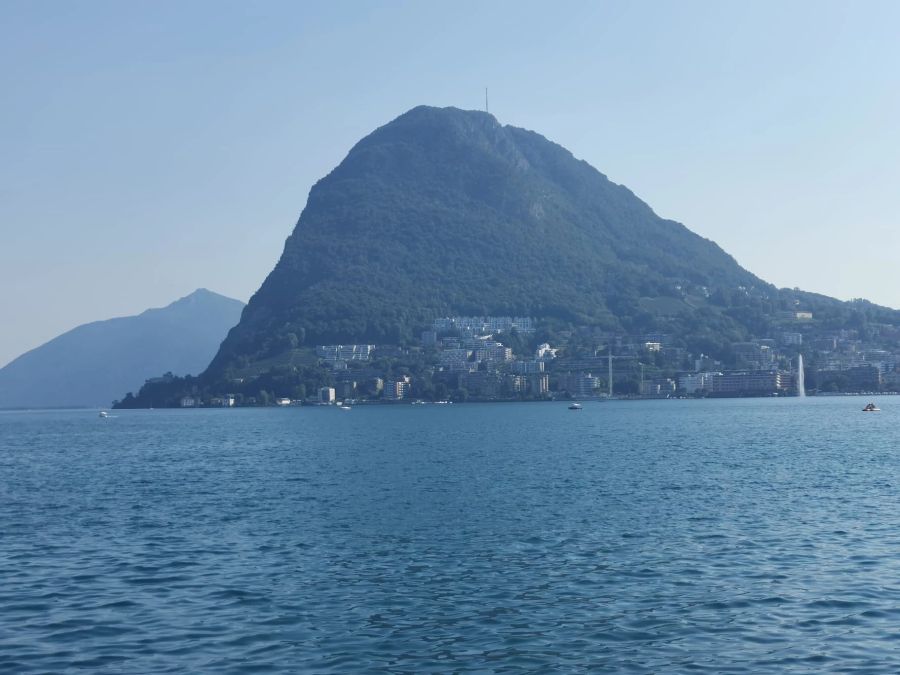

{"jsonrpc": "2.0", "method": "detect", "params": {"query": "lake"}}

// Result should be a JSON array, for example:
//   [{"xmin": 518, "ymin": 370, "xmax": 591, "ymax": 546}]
[{"xmin": 2, "ymin": 397, "xmax": 900, "ymax": 672}]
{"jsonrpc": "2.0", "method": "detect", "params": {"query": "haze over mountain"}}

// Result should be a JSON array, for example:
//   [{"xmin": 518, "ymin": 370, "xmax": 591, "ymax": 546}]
[
  {"xmin": 206, "ymin": 105, "xmax": 898, "ymax": 378},
  {"xmin": 0, "ymin": 289, "xmax": 244, "ymax": 409}
]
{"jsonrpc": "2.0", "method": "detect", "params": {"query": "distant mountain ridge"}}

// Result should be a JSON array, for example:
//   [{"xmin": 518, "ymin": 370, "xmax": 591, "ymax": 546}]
[{"xmin": 0, "ymin": 289, "xmax": 244, "ymax": 409}]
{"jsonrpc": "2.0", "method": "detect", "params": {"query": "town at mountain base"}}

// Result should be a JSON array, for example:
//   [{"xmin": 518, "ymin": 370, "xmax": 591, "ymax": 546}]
[{"xmin": 116, "ymin": 106, "xmax": 900, "ymax": 407}]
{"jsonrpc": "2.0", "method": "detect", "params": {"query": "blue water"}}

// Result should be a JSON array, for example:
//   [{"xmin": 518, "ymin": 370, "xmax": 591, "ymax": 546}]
[{"xmin": 2, "ymin": 397, "xmax": 900, "ymax": 672}]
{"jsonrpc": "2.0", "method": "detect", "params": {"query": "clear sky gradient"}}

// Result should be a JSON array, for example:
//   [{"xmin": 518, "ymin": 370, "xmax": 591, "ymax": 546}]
[{"xmin": 3, "ymin": 0, "xmax": 899, "ymax": 366}]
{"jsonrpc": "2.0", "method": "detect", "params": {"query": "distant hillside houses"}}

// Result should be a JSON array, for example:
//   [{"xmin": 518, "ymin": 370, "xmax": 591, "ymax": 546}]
[
  {"xmin": 423, "ymin": 317, "xmax": 535, "ymax": 376},
  {"xmin": 535, "ymin": 343, "xmax": 558, "ymax": 360},
  {"xmin": 432, "ymin": 316, "xmax": 535, "ymax": 334},
  {"xmin": 316, "ymin": 344, "xmax": 374, "ymax": 366},
  {"xmin": 439, "ymin": 348, "xmax": 472, "ymax": 372}
]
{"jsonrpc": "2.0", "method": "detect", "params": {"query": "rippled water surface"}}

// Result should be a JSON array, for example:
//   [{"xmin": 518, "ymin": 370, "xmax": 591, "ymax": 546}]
[{"xmin": 3, "ymin": 398, "xmax": 900, "ymax": 672}]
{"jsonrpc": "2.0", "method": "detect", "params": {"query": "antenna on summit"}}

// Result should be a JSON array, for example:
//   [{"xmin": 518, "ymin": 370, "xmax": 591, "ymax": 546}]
[{"xmin": 485, "ymin": 87, "xmax": 489, "ymax": 114}]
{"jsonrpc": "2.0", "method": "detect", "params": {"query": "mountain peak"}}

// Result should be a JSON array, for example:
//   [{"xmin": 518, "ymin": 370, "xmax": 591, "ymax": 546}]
[
  {"xmin": 398, "ymin": 104, "xmax": 499, "ymax": 124},
  {"xmin": 163, "ymin": 288, "xmax": 245, "ymax": 311},
  {"xmin": 351, "ymin": 105, "xmax": 508, "ymax": 159}
]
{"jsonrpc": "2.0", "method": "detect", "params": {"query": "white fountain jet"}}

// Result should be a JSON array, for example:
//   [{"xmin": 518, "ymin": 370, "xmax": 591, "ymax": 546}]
[{"xmin": 796, "ymin": 354, "xmax": 806, "ymax": 398}]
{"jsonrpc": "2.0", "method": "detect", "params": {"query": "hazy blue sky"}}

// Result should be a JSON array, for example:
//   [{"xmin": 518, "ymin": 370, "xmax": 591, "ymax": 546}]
[{"xmin": 3, "ymin": 1, "xmax": 900, "ymax": 366}]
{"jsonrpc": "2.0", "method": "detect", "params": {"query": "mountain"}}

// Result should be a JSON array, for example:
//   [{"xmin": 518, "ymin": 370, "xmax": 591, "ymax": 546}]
[
  {"xmin": 209, "ymin": 105, "xmax": 765, "ymax": 375},
  {"xmin": 123, "ymin": 105, "xmax": 900, "ymax": 405},
  {"xmin": 0, "ymin": 289, "xmax": 244, "ymax": 409},
  {"xmin": 209, "ymin": 105, "xmax": 896, "ymax": 376}
]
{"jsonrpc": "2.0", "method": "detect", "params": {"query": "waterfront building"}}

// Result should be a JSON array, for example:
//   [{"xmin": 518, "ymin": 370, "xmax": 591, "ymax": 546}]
[
  {"xmin": 529, "ymin": 373, "xmax": 549, "ymax": 396},
  {"xmin": 509, "ymin": 375, "xmax": 527, "ymax": 393},
  {"xmin": 641, "ymin": 378, "xmax": 676, "ymax": 397},
  {"xmin": 711, "ymin": 371, "xmax": 789, "ymax": 396},
  {"xmin": 337, "ymin": 381, "xmax": 357, "ymax": 399},
  {"xmin": 384, "ymin": 377, "xmax": 411, "ymax": 401},
  {"xmin": 318, "ymin": 387, "xmax": 336, "ymax": 404},
  {"xmin": 574, "ymin": 373, "xmax": 599, "ymax": 398},
  {"xmin": 459, "ymin": 372, "xmax": 502, "ymax": 398},
  {"xmin": 678, "ymin": 372, "xmax": 717, "ymax": 394}
]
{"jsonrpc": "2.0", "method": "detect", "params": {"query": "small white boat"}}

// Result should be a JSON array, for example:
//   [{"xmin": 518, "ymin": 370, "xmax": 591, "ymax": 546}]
[
  {"xmin": 863, "ymin": 403, "xmax": 880, "ymax": 412},
  {"xmin": 568, "ymin": 402, "xmax": 583, "ymax": 410},
  {"xmin": 99, "ymin": 411, "xmax": 109, "ymax": 418}
]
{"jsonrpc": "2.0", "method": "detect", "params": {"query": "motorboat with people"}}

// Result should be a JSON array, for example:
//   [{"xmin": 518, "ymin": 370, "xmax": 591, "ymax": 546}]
[
  {"xmin": 568, "ymin": 402, "xmax": 583, "ymax": 410},
  {"xmin": 863, "ymin": 402, "xmax": 880, "ymax": 412}
]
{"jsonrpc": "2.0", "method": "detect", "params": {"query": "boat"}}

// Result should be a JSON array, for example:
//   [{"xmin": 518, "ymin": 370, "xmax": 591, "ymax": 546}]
[
  {"xmin": 99, "ymin": 411, "xmax": 109, "ymax": 418},
  {"xmin": 568, "ymin": 402, "xmax": 583, "ymax": 410},
  {"xmin": 862, "ymin": 402, "xmax": 880, "ymax": 412}
]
